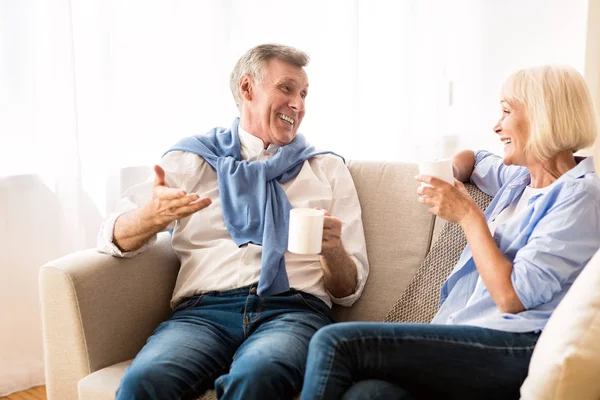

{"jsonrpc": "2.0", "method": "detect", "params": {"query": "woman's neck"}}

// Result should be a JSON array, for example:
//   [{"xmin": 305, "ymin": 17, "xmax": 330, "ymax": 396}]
[{"xmin": 527, "ymin": 151, "xmax": 577, "ymax": 188}]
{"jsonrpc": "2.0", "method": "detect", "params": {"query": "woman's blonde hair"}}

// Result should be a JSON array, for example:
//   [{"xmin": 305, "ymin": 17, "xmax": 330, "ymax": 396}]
[{"xmin": 500, "ymin": 65, "xmax": 598, "ymax": 161}]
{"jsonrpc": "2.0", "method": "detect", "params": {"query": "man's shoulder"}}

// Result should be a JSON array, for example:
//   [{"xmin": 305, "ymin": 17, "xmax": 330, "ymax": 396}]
[
  {"xmin": 309, "ymin": 152, "xmax": 346, "ymax": 167},
  {"xmin": 162, "ymin": 149, "xmax": 209, "ymax": 167}
]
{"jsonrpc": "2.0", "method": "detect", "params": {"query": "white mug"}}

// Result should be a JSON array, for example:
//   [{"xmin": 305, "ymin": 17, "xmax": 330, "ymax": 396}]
[
  {"xmin": 287, "ymin": 208, "xmax": 325, "ymax": 255},
  {"xmin": 418, "ymin": 159, "xmax": 454, "ymax": 188}
]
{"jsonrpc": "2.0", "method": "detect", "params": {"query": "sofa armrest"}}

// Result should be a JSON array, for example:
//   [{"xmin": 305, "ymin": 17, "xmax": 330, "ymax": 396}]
[{"xmin": 39, "ymin": 233, "xmax": 179, "ymax": 400}]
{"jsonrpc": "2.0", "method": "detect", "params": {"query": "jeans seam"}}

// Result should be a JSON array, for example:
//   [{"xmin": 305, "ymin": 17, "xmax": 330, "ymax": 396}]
[
  {"xmin": 296, "ymin": 293, "xmax": 329, "ymax": 318},
  {"xmin": 243, "ymin": 294, "xmax": 251, "ymax": 337},
  {"xmin": 316, "ymin": 335, "xmax": 344, "ymax": 399},
  {"xmin": 174, "ymin": 294, "xmax": 205, "ymax": 313},
  {"xmin": 179, "ymin": 367, "xmax": 226, "ymax": 400},
  {"xmin": 331, "ymin": 335, "xmax": 537, "ymax": 351},
  {"xmin": 249, "ymin": 296, "xmax": 264, "ymax": 324}
]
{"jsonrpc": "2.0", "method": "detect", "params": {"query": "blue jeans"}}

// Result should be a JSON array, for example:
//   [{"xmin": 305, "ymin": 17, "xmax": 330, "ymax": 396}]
[
  {"xmin": 116, "ymin": 284, "xmax": 333, "ymax": 400},
  {"xmin": 300, "ymin": 322, "xmax": 540, "ymax": 400}
]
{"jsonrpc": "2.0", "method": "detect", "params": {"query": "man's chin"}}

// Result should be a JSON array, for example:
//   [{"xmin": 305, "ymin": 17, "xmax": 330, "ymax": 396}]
[{"xmin": 276, "ymin": 131, "xmax": 297, "ymax": 145}]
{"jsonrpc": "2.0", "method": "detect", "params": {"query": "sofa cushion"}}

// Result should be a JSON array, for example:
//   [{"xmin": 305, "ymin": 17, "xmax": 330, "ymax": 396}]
[
  {"xmin": 520, "ymin": 248, "xmax": 600, "ymax": 400},
  {"xmin": 78, "ymin": 361, "xmax": 132, "ymax": 400},
  {"xmin": 333, "ymin": 161, "xmax": 436, "ymax": 323},
  {"xmin": 78, "ymin": 360, "xmax": 219, "ymax": 400},
  {"xmin": 384, "ymin": 184, "xmax": 492, "ymax": 323}
]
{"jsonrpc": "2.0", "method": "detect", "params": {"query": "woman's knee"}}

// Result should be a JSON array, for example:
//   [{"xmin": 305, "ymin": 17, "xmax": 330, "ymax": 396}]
[{"xmin": 310, "ymin": 323, "xmax": 346, "ymax": 350}]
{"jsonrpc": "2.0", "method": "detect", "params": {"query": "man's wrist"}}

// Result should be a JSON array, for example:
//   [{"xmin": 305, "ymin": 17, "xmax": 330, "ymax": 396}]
[{"xmin": 320, "ymin": 242, "xmax": 345, "ymax": 260}]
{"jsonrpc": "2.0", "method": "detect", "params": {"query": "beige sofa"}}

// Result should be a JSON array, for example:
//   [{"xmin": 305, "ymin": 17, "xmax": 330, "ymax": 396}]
[{"xmin": 38, "ymin": 160, "xmax": 457, "ymax": 400}]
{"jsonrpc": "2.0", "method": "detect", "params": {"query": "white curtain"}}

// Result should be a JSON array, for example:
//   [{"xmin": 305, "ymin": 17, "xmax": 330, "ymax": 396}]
[{"xmin": 0, "ymin": 0, "xmax": 592, "ymax": 395}]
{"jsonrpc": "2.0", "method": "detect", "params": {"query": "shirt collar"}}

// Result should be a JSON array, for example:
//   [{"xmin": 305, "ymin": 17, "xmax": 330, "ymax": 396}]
[
  {"xmin": 564, "ymin": 156, "xmax": 595, "ymax": 179},
  {"xmin": 238, "ymin": 124, "xmax": 281, "ymax": 157}
]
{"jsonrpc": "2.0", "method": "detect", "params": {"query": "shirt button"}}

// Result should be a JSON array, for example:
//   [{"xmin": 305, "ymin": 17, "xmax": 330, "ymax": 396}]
[{"xmin": 243, "ymin": 259, "xmax": 249, "ymax": 265}]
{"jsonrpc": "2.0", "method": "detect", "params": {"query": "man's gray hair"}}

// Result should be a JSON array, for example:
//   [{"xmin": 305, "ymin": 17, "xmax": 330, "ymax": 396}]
[{"xmin": 229, "ymin": 44, "xmax": 310, "ymax": 108}]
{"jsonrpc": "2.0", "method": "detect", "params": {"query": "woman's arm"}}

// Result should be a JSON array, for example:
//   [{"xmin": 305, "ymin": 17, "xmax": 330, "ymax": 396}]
[
  {"xmin": 416, "ymin": 175, "xmax": 523, "ymax": 314},
  {"xmin": 451, "ymin": 150, "xmax": 475, "ymax": 183},
  {"xmin": 459, "ymin": 209, "xmax": 524, "ymax": 313}
]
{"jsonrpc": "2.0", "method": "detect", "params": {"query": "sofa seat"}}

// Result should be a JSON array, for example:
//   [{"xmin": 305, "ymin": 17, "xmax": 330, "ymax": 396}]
[{"xmin": 78, "ymin": 361, "xmax": 132, "ymax": 400}]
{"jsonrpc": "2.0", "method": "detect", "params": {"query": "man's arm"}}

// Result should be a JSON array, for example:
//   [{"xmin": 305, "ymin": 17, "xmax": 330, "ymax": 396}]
[
  {"xmin": 319, "ymin": 213, "xmax": 358, "ymax": 298},
  {"xmin": 312, "ymin": 155, "xmax": 368, "ymax": 303},
  {"xmin": 451, "ymin": 150, "xmax": 475, "ymax": 183},
  {"xmin": 113, "ymin": 165, "xmax": 211, "ymax": 252}
]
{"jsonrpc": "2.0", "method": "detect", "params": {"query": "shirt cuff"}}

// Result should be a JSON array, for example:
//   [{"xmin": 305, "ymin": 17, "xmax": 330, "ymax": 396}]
[
  {"xmin": 96, "ymin": 211, "xmax": 157, "ymax": 258},
  {"xmin": 473, "ymin": 149, "xmax": 495, "ymax": 166},
  {"xmin": 329, "ymin": 255, "xmax": 367, "ymax": 307}
]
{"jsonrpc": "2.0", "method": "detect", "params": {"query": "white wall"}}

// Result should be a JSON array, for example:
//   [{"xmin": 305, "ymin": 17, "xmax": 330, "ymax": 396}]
[{"xmin": 447, "ymin": 0, "xmax": 589, "ymax": 155}]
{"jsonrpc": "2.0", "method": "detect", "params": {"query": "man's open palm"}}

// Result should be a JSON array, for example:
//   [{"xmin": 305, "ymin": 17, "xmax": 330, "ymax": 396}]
[{"xmin": 145, "ymin": 165, "xmax": 212, "ymax": 229}]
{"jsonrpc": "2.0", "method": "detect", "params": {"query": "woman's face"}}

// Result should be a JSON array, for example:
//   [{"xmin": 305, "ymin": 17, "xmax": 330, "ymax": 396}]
[{"xmin": 493, "ymin": 99, "xmax": 531, "ymax": 166}]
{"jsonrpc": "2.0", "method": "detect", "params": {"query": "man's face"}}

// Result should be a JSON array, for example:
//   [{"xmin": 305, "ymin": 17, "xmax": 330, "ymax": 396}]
[{"xmin": 242, "ymin": 58, "xmax": 308, "ymax": 147}]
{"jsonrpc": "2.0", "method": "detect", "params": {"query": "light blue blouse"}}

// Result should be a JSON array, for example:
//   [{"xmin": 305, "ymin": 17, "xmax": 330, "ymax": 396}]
[{"xmin": 432, "ymin": 150, "xmax": 600, "ymax": 333}]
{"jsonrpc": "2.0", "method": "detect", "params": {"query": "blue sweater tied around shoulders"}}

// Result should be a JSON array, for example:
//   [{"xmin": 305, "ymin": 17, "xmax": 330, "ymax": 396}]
[{"xmin": 164, "ymin": 118, "xmax": 343, "ymax": 296}]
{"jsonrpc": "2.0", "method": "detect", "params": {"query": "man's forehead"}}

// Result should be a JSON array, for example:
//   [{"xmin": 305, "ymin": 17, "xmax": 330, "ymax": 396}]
[{"xmin": 265, "ymin": 60, "xmax": 308, "ymax": 85}]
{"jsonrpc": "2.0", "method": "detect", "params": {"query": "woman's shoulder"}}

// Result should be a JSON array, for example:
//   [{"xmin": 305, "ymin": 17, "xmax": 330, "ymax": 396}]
[{"xmin": 553, "ymin": 171, "xmax": 600, "ymax": 206}]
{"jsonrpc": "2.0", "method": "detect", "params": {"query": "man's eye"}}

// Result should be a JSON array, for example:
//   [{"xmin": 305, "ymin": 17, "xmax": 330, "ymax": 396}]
[
  {"xmin": 502, "ymin": 109, "xmax": 510, "ymax": 114},
  {"xmin": 281, "ymin": 85, "xmax": 290, "ymax": 93},
  {"xmin": 300, "ymin": 92, "xmax": 307, "ymax": 99}
]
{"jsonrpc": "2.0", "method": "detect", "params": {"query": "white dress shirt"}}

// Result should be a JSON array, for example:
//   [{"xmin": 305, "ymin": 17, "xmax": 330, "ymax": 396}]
[{"xmin": 98, "ymin": 126, "xmax": 369, "ymax": 308}]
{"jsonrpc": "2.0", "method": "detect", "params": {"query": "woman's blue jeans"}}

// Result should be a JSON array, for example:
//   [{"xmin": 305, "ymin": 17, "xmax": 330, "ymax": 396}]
[
  {"xmin": 116, "ymin": 284, "xmax": 333, "ymax": 400},
  {"xmin": 300, "ymin": 322, "xmax": 539, "ymax": 400}
]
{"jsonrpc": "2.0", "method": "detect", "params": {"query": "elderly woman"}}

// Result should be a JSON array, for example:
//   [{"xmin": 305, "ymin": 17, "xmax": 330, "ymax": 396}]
[{"xmin": 300, "ymin": 65, "xmax": 600, "ymax": 400}]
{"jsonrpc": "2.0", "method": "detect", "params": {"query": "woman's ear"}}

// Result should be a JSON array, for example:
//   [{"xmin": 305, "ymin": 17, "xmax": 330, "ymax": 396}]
[{"xmin": 240, "ymin": 75, "xmax": 252, "ymax": 101}]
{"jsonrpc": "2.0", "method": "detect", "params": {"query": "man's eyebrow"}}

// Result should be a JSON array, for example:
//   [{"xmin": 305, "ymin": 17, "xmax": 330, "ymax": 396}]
[{"xmin": 278, "ymin": 77, "xmax": 309, "ymax": 89}]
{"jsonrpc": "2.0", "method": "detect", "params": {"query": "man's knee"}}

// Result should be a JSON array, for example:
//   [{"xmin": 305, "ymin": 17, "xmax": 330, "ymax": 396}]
[
  {"xmin": 117, "ymin": 363, "xmax": 175, "ymax": 399},
  {"xmin": 217, "ymin": 359, "xmax": 301, "ymax": 398}
]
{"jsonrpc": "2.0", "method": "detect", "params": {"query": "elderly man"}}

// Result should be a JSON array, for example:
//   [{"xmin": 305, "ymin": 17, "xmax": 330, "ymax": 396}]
[{"xmin": 98, "ymin": 44, "xmax": 369, "ymax": 400}]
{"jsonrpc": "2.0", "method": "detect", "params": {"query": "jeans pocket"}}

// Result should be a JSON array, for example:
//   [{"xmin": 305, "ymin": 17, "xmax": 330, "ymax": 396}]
[
  {"xmin": 173, "ymin": 294, "xmax": 205, "ymax": 313},
  {"xmin": 295, "ymin": 292, "xmax": 332, "ymax": 320}
]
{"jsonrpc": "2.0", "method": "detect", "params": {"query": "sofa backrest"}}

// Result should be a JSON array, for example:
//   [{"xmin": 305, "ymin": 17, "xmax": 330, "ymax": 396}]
[{"xmin": 333, "ymin": 160, "xmax": 435, "ymax": 322}]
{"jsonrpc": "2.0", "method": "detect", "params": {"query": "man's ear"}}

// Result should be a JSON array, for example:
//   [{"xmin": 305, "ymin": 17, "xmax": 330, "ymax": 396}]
[{"xmin": 240, "ymin": 75, "xmax": 253, "ymax": 102}]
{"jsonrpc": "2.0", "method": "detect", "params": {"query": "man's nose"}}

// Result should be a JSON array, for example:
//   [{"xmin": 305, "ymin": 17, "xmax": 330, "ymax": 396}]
[{"xmin": 289, "ymin": 94, "xmax": 304, "ymax": 112}]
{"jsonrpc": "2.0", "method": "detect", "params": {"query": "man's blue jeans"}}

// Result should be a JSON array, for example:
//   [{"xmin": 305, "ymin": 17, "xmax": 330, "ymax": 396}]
[
  {"xmin": 116, "ymin": 284, "xmax": 333, "ymax": 400},
  {"xmin": 300, "ymin": 322, "xmax": 539, "ymax": 400}
]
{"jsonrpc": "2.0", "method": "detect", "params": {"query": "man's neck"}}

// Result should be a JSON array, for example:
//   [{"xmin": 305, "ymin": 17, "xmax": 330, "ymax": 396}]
[{"xmin": 239, "ymin": 118, "xmax": 270, "ymax": 149}]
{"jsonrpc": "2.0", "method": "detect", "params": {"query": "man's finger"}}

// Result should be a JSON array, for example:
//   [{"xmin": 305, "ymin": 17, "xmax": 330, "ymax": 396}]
[
  {"xmin": 314, "ymin": 207, "xmax": 331, "ymax": 217},
  {"xmin": 170, "ymin": 193, "xmax": 201, "ymax": 209},
  {"xmin": 154, "ymin": 165, "xmax": 167, "ymax": 187},
  {"xmin": 323, "ymin": 216, "xmax": 341, "ymax": 229},
  {"xmin": 156, "ymin": 186, "xmax": 187, "ymax": 200},
  {"xmin": 175, "ymin": 198, "xmax": 212, "ymax": 217}
]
